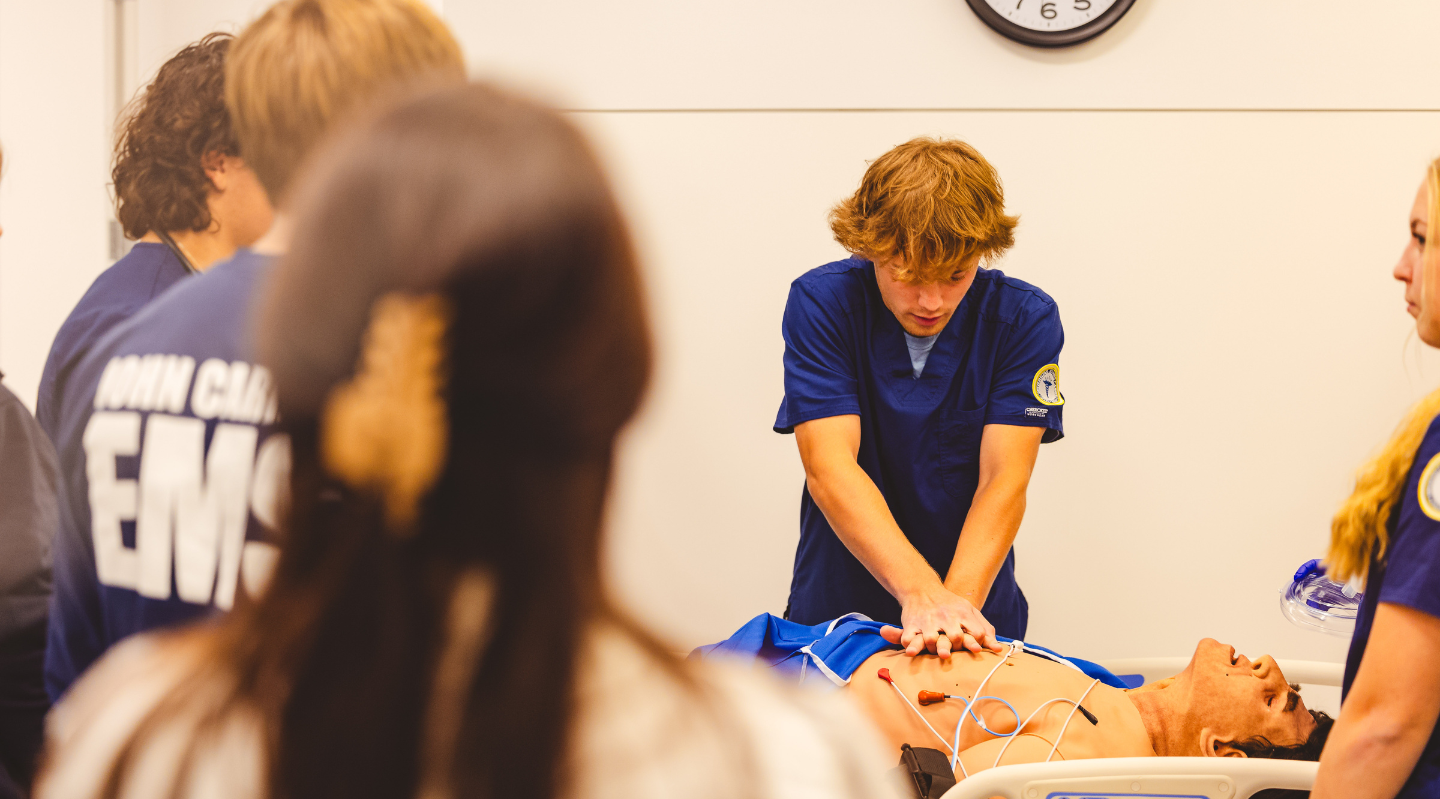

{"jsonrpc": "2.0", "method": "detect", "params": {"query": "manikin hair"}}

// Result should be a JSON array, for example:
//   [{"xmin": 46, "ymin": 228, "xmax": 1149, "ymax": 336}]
[
  {"xmin": 1229, "ymin": 709, "xmax": 1334, "ymax": 761},
  {"xmin": 1328, "ymin": 156, "xmax": 1440, "ymax": 582}
]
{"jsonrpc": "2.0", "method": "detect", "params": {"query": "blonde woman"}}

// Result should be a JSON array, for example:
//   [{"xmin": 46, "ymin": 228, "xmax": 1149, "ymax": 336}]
[{"xmin": 1312, "ymin": 161, "xmax": 1440, "ymax": 798}]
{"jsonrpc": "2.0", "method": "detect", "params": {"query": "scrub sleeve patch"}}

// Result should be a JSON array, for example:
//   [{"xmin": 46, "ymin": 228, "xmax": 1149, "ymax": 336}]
[
  {"xmin": 1031, "ymin": 364, "xmax": 1063, "ymax": 406},
  {"xmin": 981, "ymin": 300, "xmax": 1066, "ymax": 442},
  {"xmin": 1418, "ymin": 451, "xmax": 1440, "ymax": 521}
]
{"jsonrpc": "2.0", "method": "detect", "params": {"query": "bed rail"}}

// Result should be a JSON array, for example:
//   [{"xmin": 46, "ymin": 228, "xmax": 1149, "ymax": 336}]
[{"xmin": 941, "ymin": 756, "xmax": 1317, "ymax": 799}]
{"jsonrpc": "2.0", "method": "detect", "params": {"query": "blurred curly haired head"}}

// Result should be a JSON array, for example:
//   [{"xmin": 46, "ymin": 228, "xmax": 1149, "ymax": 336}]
[{"xmin": 112, "ymin": 32, "xmax": 237, "ymax": 240}]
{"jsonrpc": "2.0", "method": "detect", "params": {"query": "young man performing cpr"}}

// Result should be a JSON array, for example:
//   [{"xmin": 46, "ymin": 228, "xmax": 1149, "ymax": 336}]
[{"xmin": 776, "ymin": 137, "xmax": 1064, "ymax": 657}]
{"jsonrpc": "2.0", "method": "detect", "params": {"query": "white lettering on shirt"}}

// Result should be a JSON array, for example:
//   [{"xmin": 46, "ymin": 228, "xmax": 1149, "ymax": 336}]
[
  {"xmin": 136, "ymin": 415, "xmax": 257, "ymax": 606},
  {"xmin": 82, "ymin": 354, "xmax": 288, "ymax": 609},
  {"xmin": 83, "ymin": 411, "xmax": 142, "ymax": 589}
]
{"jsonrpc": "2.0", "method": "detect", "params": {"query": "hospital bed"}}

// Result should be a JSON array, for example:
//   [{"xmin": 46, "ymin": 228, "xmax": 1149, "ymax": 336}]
[{"xmin": 941, "ymin": 657, "xmax": 1344, "ymax": 799}]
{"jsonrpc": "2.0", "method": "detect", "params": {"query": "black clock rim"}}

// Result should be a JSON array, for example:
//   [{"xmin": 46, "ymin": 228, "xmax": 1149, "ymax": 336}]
[{"xmin": 965, "ymin": 0, "xmax": 1138, "ymax": 48}]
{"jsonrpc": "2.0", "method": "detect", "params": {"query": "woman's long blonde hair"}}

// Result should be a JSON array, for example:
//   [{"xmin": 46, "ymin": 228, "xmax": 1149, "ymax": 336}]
[{"xmin": 1328, "ymin": 158, "xmax": 1440, "ymax": 582}]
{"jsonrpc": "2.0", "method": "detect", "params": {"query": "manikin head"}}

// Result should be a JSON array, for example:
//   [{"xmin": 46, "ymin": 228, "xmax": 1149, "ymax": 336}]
[
  {"xmin": 829, "ymin": 137, "xmax": 1018, "ymax": 338},
  {"xmin": 1145, "ymin": 638, "xmax": 1331, "ymax": 759}
]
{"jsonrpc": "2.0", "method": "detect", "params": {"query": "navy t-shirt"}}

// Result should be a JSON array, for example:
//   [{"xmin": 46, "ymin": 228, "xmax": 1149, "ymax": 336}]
[
  {"xmin": 774, "ymin": 257, "xmax": 1064, "ymax": 636},
  {"xmin": 36, "ymin": 243, "xmax": 191, "ymax": 442},
  {"xmin": 44, "ymin": 250, "xmax": 286, "ymax": 700},
  {"xmin": 1344, "ymin": 415, "xmax": 1440, "ymax": 796}
]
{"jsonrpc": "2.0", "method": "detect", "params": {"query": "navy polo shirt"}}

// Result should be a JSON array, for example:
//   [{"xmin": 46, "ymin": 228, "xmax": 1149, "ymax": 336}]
[
  {"xmin": 37, "ymin": 243, "xmax": 191, "ymax": 442},
  {"xmin": 775, "ymin": 256, "xmax": 1064, "ymax": 637},
  {"xmin": 1343, "ymin": 416, "xmax": 1440, "ymax": 797},
  {"xmin": 44, "ymin": 250, "xmax": 285, "ymax": 700}
]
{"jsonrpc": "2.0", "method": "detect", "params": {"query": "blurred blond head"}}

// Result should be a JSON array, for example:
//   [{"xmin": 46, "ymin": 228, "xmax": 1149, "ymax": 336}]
[{"xmin": 226, "ymin": 0, "xmax": 465, "ymax": 205}]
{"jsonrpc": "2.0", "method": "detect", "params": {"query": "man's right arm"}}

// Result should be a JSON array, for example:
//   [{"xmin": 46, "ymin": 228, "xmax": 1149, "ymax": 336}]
[{"xmin": 795, "ymin": 414, "xmax": 999, "ymax": 656}]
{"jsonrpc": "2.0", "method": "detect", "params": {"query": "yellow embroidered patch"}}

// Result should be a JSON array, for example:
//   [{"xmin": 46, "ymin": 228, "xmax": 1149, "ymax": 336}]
[
  {"xmin": 1031, "ymin": 364, "xmax": 1064, "ymax": 407},
  {"xmin": 1418, "ymin": 452, "xmax": 1440, "ymax": 522}
]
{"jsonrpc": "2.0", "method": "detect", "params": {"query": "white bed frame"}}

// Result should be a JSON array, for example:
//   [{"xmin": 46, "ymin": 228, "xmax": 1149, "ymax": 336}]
[{"xmin": 940, "ymin": 657, "xmax": 1344, "ymax": 799}]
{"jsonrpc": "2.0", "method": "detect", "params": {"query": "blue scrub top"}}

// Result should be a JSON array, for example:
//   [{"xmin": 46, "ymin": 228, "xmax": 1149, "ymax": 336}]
[
  {"xmin": 45, "ymin": 250, "xmax": 281, "ymax": 700},
  {"xmin": 36, "ymin": 243, "xmax": 191, "ymax": 443},
  {"xmin": 775, "ymin": 256, "xmax": 1064, "ymax": 636},
  {"xmin": 1343, "ymin": 416, "xmax": 1440, "ymax": 797}
]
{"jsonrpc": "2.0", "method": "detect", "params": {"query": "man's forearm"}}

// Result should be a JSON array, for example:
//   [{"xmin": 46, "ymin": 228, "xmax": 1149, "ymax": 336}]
[
  {"xmin": 943, "ymin": 474, "xmax": 1027, "ymax": 605},
  {"xmin": 805, "ymin": 459, "xmax": 941, "ymax": 602}
]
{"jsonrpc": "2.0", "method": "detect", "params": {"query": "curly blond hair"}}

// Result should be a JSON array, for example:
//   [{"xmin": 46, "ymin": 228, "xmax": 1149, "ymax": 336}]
[{"xmin": 829, "ymin": 137, "xmax": 1018, "ymax": 283}]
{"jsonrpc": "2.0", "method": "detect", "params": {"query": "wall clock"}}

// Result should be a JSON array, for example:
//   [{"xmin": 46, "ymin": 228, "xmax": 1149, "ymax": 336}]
[{"xmin": 965, "ymin": 0, "xmax": 1137, "ymax": 48}]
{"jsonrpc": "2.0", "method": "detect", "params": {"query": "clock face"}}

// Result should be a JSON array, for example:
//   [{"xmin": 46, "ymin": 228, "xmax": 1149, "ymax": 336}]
[
  {"xmin": 980, "ymin": 0, "xmax": 1120, "ymax": 33},
  {"xmin": 966, "ymin": 0, "xmax": 1136, "ymax": 48}
]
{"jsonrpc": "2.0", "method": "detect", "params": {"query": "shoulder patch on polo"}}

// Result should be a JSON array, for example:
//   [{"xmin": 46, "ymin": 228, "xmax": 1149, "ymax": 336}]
[
  {"xmin": 1418, "ymin": 452, "xmax": 1440, "ymax": 521},
  {"xmin": 1031, "ymin": 364, "xmax": 1064, "ymax": 407}
]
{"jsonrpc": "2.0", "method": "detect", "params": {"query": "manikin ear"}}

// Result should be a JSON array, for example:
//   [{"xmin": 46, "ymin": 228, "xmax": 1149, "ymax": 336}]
[{"xmin": 1200, "ymin": 728, "xmax": 1248, "ymax": 759}]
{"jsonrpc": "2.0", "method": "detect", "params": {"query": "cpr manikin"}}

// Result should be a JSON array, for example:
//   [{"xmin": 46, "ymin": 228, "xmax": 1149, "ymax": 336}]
[{"xmin": 845, "ymin": 633, "xmax": 1322, "ymax": 782}]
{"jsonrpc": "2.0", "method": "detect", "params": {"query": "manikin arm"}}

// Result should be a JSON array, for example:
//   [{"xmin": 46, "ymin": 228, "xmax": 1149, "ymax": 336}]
[{"xmin": 796, "ymin": 415, "xmax": 1000, "ymax": 656}]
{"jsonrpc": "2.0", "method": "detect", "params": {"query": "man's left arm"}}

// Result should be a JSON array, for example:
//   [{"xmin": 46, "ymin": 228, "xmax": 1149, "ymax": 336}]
[
  {"xmin": 944, "ymin": 296, "xmax": 1063, "ymax": 609},
  {"xmin": 943, "ymin": 424, "xmax": 1043, "ymax": 608}
]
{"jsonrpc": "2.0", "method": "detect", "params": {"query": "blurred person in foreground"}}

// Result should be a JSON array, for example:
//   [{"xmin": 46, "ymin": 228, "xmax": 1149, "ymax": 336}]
[
  {"xmin": 37, "ymin": 81, "xmax": 896, "ymax": 799},
  {"xmin": 0, "ymin": 145, "xmax": 60, "ymax": 799},
  {"xmin": 36, "ymin": 32, "xmax": 272, "ymax": 443},
  {"xmin": 42, "ymin": 0, "xmax": 465, "ymax": 701}
]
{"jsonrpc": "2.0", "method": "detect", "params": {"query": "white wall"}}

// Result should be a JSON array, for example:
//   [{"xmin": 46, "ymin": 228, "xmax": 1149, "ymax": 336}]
[
  {"xmin": 459, "ymin": 0, "xmax": 1440, "ymax": 668},
  {"xmin": 0, "ymin": 1, "xmax": 110, "ymax": 410},
  {"xmin": 4, "ymin": 1, "xmax": 1439, "ymax": 678}
]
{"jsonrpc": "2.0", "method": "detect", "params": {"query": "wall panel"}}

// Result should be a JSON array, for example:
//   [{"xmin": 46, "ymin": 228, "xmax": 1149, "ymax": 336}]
[{"xmin": 452, "ymin": 1, "xmax": 1440, "ymax": 111}]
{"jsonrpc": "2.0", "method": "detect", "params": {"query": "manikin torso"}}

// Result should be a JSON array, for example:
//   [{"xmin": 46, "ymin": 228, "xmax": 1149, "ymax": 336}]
[{"xmin": 848, "ymin": 648, "xmax": 1155, "ymax": 777}]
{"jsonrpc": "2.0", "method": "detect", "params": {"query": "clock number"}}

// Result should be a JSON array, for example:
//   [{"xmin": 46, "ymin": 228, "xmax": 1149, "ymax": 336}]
[
  {"xmin": 1074, "ymin": 0, "xmax": 1091, "ymax": 8},
  {"xmin": 1016, "ymin": 0, "xmax": 1023, "ymax": 7},
  {"xmin": 1041, "ymin": 2, "xmax": 1057, "ymax": 18}
]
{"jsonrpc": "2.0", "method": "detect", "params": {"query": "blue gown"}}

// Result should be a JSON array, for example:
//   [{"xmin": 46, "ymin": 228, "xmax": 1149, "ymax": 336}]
[{"xmin": 774, "ymin": 257, "xmax": 1065, "ymax": 637}]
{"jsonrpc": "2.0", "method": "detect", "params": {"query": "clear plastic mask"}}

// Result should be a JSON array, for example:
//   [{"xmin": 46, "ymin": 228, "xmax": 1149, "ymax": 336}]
[{"xmin": 1280, "ymin": 560, "xmax": 1363, "ymax": 637}]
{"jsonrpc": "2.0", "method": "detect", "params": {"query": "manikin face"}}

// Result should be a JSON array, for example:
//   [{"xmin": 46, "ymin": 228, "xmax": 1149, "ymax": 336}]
[
  {"xmin": 1395, "ymin": 179, "xmax": 1440, "ymax": 347},
  {"xmin": 872, "ymin": 254, "xmax": 979, "ymax": 338},
  {"xmin": 1172, "ymin": 638, "xmax": 1315, "ymax": 756}
]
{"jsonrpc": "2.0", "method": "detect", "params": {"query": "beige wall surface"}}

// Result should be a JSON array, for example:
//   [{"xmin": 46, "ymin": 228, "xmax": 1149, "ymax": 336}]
[
  {"xmin": 451, "ymin": 1, "xmax": 1440, "ymax": 111},
  {"xmin": 0, "ymin": 1, "xmax": 110, "ymax": 411},
  {"xmin": 586, "ymin": 109, "xmax": 1440, "ymax": 667},
  {"xmin": 2, "ymin": 1, "xmax": 1437, "ymax": 674}
]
